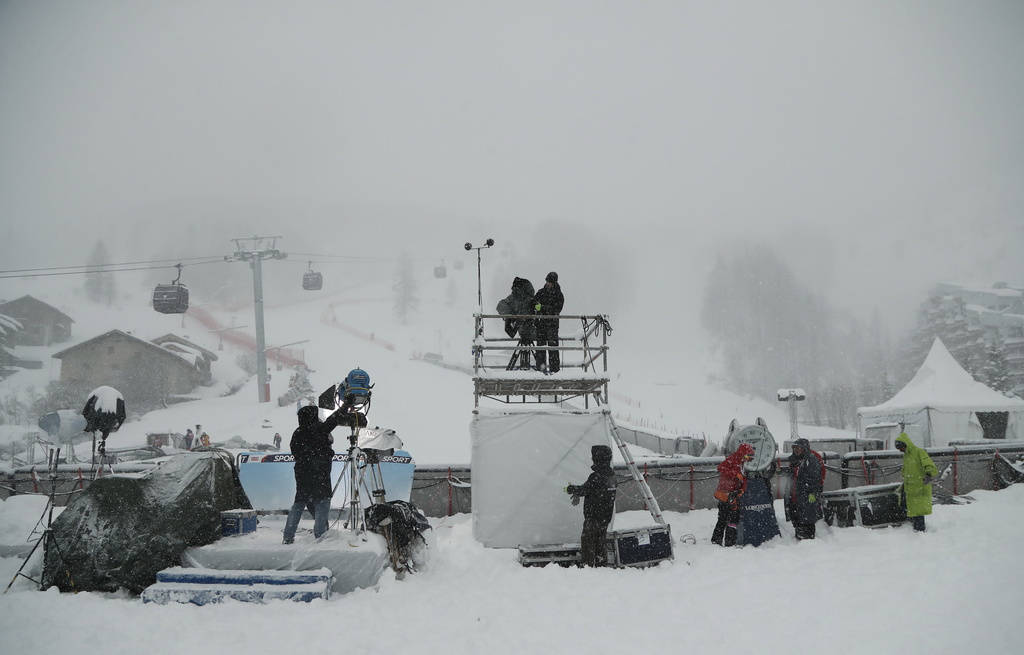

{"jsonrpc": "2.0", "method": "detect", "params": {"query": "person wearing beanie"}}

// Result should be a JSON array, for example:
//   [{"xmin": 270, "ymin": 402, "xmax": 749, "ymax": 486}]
[
  {"xmin": 565, "ymin": 444, "xmax": 617, "ymax": 566},
  {"xmin": 785, "ymin": 438, "xmax": 823, "ymax": 540},
  {"xmin": 533, "ymin": 272, "xmax": 564, "ymax": 373}
]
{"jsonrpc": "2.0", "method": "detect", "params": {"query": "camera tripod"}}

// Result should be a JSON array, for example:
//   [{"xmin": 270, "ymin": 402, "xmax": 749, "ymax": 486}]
[
  {"xmin": 505, "ymin": 338, "xmax": 535, "ymax": 371},
  {"xmin": 4, "ymin": 448, "xmax": 76, "ymax": 594},
  {"xmin": 330, "ymin": 423, "xmax": 388, "ymax": 535},
  {"xmin": 328, "ymin": 422, "xmax": 417, "ymax": 576}
]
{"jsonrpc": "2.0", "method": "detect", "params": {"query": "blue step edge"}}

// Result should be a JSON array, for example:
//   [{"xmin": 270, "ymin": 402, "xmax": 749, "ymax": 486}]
[{"xmin": 156, "ymin": 566, "xmax": 332, "ymax": 587}]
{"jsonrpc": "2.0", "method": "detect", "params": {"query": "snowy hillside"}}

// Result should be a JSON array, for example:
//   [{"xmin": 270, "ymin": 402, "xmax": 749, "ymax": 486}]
[{"xmin": 0, "ymin": 262, "xmax": 850, "ymax": 466}]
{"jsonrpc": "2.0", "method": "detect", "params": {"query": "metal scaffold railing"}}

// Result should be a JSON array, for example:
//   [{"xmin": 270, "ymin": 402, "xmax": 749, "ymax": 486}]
[{"xmin": 471, "ymin": 313, "xmax": 612, "ymax": 407}]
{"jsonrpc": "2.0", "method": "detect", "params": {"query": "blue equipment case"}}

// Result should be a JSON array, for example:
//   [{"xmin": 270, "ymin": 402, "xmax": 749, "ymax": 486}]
[{"xmin": 220, "ymin": 509, "xmax": 257, "ymax": 536}]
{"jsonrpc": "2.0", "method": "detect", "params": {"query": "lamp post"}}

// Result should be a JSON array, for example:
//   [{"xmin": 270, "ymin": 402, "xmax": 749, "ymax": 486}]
[
  {"xmin": 464, "ymin": 238, "xmax": 494, "ymax": 313},
  {"xmin": 777, "ymin": 388, "xmax": 807, "ymax": 443}
]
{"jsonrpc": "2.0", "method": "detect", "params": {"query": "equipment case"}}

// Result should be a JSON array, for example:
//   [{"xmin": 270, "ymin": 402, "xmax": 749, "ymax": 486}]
[
  {"xmin": 606, "ymin": 525, "xmax": 673, "ymax": 568},
  {"xmin": 220, "ymin": 509, "xmax": 258, "ymax": 536},
  {"xmin": 821, "ymin": 482, "xmax": 905, "ymax": 528}
]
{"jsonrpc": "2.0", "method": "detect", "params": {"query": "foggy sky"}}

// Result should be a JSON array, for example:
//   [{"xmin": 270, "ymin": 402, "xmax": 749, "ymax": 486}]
[{"xmin": 1, "ymin": 1, "xmax": 1023, "ymax": 334}]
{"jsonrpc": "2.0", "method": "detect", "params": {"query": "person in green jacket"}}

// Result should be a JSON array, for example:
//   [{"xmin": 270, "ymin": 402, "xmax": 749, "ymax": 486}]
[{"xmin": 895, "ymin": 432, "xmax": 939, "ymax": 532}]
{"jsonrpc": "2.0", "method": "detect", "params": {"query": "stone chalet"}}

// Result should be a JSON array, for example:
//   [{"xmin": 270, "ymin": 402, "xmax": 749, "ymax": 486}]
[
  {"xmin": 53, "ymin": 330, "xmax": 218, "ymax": 401},
  {"xmin": 0, "ymin": 295, "xmax": 74, "ymax": 347}
]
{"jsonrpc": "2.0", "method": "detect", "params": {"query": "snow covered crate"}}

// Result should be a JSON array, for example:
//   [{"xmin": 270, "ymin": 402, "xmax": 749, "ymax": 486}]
[
  {"xmin": 220, "ymin": 509, "xmax": 257, "ymax": 536},
  {"xmin": 821, "ymin": 482, "xmax": 905, "ymax": 528},
  {"xmin": 606, "ymin": 525, "xmax": 673, "ymax": 568},
  {"xmin": 517, "ymin": 543, "xmax": 581, "ymax": 567}
]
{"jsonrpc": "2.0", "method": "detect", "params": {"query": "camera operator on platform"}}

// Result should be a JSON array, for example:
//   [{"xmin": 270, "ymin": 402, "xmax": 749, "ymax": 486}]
[{"xmin": 282, "ymin": 403, "xmax": 367, "ymax": 544}]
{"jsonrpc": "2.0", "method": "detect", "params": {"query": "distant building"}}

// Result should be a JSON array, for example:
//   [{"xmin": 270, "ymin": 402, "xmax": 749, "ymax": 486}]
[
  {"xmin": 150, "ymin": 333, "xmax": 219, "ymax": 385},
  {"xmin": 0, "ymin": 295, "xmax": 74, "ymax": 347},
  {"xmin": 924, "ymin": 283, "xmax": 1024, "ymax": 397},
  {"xmin": 53, "ymin": 330, "xmax": 216, "ymax": 406}
]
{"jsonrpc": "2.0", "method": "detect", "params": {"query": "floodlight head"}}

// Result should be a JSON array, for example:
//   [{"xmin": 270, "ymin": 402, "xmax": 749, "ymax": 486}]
[
  {"xmin": 485, "ymin": 238, "xmax": 494, "ymax": 247},
  {"xmin": 777, "ymin": 388, "xmax": 807, "ymax": 402},
  {"xmin": 464, "ymin": 242, "xmax": 472, "ymax": 251}
]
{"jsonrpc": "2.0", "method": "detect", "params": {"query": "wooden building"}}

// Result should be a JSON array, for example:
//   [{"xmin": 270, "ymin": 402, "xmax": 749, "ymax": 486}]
[
  {"xmin": 53, "ymin": 330, "xmax": 214, "ymax": 406},
  {"xmin": 0, "ymin": 295, "xmax": 74, "ymax": 347}
]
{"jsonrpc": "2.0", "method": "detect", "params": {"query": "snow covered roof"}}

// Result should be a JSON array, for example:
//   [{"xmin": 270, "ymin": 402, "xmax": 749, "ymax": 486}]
[
  {"xmin": 860, "ymin": 338, "xmax": 1024, "ymax": 414},
  {"xmin": 151, "ymin": 333, "xmax": 218, "ymax": 362}
]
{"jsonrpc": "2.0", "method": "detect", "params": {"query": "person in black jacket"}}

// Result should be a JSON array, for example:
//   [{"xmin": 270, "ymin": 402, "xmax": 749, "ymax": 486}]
[
  {"xmin": 566, "ymin": 445, "xmax": 617, "ymax": 567},
  {"xmin": 785, "ymin": 438, "xmax": 823, "ymax": 540},
  {"xmin": 282, "ymin": 404, "xmax": 366, "ymax": 544},
  {"xmin": 533, "ymin": 272, "xmax": 564, "ymax": 373}
]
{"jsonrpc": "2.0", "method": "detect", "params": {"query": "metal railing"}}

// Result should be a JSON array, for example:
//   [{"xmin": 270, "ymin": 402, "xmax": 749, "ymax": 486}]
[{"xmin": 471, "ymin": 313, "xmax": 612, "ymax": 406}]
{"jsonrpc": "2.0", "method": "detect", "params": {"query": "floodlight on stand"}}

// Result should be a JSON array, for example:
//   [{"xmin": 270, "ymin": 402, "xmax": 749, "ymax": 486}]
[{"xmin": 464, "ymin": 238, "xmax": 495, "ymax": 313}]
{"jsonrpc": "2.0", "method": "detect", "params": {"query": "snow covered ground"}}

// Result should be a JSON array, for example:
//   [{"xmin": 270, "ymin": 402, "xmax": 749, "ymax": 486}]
[
  {"xmin": 1, "ymin": 268, "xmax": 1022, "ymax": 654},
  {"xmin": 1, "ymin": 488, "xmax": 1023, "ymax": 655}
]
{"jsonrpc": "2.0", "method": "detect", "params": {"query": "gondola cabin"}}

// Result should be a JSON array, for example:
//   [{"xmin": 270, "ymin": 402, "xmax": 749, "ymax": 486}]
[
  {"xmin": 434, "ymin": 260, "xmax": 447, "ymax": 278},
  {"xmin": 152, "ymin": 284, "xmax": 189, "ymax": 314},
  {"xmin": 302, "ymin": 271, "xmax": 323, "ymax": 290}
]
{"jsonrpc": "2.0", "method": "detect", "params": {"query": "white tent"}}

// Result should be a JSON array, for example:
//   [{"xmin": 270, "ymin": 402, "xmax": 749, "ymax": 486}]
[{"xmin": 858, "ymin": 338, "xmax": 1024, "ymax": 447}]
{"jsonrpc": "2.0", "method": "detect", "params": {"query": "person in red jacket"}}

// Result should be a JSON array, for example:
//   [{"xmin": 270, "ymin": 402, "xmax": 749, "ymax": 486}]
[{"xmin": 711, "ymin": 443, "xmax": 755, "ymax": 546}]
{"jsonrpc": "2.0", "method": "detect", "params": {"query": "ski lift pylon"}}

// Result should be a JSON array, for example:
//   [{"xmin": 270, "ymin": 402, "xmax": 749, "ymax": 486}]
[{"xmin": 152, "ymin": 264, "xmax": 190, "ymax": 314}]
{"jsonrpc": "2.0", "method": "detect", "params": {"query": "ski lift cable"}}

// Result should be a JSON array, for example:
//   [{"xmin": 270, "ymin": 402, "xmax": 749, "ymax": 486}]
[
  {"xmin": 0, "ymin": 255, "xmax": 224, "ymax": 275},
  {"xmin": 0, "ymin": 259, "xmax": 226, "ymax": 280}
]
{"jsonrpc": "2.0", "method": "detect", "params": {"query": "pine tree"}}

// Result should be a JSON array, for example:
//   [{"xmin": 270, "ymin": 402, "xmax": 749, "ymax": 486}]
[
  {"xmin": 392, "ymin": 250, "xmax": 420, "ymax": 324},
  {"xmin": 978, "ymin": 343, "xmax": 1014, "ymax": 394},
  {"xmin": 84, "ymin": 240, "xmax": 117, "ymax": 306}
]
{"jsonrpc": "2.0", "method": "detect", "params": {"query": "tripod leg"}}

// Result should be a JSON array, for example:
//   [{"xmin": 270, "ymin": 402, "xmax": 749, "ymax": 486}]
[{"xmin": 3, "ymin": 537, "xmax": 44, "ymax": 593}]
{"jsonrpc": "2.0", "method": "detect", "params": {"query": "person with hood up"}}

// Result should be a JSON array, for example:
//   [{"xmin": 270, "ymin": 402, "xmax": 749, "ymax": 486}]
[
  {"xmin": 711, "ymin": 443, "xmax": 754, "ymax": 546},
  {"xmin": 785, "ymin": 438, "xmax": 823, "ymax": 540},
  {"xmin": 895, "ymin": 432, "xmax": 938, "ymax": 532},
  {"xmin": 533, "ymin": 272, "xmax": 564, "ymax": 373},
  {"xmin": 282, "ymin": 404, "xmax": 367, "ymax": 544},
  {"xmin": 184, "ymin": 429, "xmax": 194, "ymax": 451},
  {"xmin": 496, "ymin": 277, "xmax": 537, "ymax": 370},
  {"xmin": 565, "ymin": 444, "xmax": 617, "ymax": 567}
]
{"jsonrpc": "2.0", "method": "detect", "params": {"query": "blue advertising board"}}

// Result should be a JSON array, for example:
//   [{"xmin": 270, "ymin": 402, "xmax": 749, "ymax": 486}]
[{"xmin": 237, "ymin": 450, "xmax": 415, "ymax": 511}]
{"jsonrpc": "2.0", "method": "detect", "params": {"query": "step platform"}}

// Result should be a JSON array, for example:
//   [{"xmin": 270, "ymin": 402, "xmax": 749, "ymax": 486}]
[
  {"xmin": 142, "ymin": 567, "xmax": 332, "ymax": 605},
  {"xmin": 178, "ymin": 515, "xmax": 390, "ymax": 596},
  {"xmin": 517, "ymin": 542, "xmax": 581, "ymax": 567}
]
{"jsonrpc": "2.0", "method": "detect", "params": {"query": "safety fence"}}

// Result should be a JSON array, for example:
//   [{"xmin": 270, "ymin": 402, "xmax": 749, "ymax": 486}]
[
  {"xmin": 187, "ymin": 305, "xmax": 306, "ymax": 368},
  {"xmin": 7, "ymin": 444, "xmax": 1023, "ymax": 517},
  {"xmin": 408, "ymin": 443, "xmax": 1024, "ymax": 518}
]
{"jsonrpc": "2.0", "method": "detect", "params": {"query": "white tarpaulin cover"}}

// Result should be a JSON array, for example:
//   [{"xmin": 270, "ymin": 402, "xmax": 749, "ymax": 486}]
[
  {"xmin": 471, "ymin": 410, "xmax": 615, "ymax": 548},
  {"xmin": 858, "ymin": 338, "xmax": 1024, "ymax": 447}
]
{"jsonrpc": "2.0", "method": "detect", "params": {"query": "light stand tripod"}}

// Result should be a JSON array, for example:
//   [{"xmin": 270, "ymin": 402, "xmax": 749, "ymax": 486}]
[
  {"xmin": 90, "ymin": 429, "xmax": 117, "ymax": 480},
  {"xmin": 3, "ymin": 448, "xmax": 76, "ymax": 594}
]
